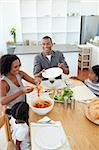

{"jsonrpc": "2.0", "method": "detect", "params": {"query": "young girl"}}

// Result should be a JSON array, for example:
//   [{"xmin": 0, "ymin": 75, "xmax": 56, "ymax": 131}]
[{"xmin": 6, "ymin": 101, "xmax": 31, "ymax": 150}]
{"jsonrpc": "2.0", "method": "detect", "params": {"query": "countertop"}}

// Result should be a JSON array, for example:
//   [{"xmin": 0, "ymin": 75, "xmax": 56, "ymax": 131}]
[
  {"xmin": 87, "ymin": 42, "xmax": 99, "ymax": 47},
  {"xmin": 14, "ymin": 44, "xmax": 79, "ymax": 55}
]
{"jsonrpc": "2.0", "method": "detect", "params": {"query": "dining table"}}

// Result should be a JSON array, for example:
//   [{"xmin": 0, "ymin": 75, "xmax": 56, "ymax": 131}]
[{"xmin": 27, "ymin": 79, "xmax": 99, "ymax": 150}]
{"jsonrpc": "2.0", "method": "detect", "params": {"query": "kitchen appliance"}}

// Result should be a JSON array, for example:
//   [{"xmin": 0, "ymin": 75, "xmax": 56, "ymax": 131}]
[{"xmin": 80, "ymin": 16, "xmax": 99, "ymax": 44}]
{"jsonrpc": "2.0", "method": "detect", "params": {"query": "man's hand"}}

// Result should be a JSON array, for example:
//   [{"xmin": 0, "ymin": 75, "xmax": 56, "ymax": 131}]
[
  {"xmin": 58, "ymin": 63, "xmax": 69, "ymax": 75},
  {"xmin": 58, "ymin": 63, "xmax": 64, "ymax": 70},
  {"xmin": 34, "ymin": 77, "xmax": 42, "ymax": 86}
]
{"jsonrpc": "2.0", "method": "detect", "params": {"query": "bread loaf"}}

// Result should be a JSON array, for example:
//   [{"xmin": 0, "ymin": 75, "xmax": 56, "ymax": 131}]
[{"xmin": 87, "ymin": 99, "xmax": 99, "ymax": 122}]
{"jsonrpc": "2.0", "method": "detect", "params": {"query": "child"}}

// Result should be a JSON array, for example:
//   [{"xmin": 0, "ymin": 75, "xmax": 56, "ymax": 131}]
[
  {"xmin": 84, "ymin": 65, "xmax": 99, "ymax": 97},
  {"xmin": 71, "ymin": 65, "xmax": 99, "ymax": 97},
  {"xmin": 6, "ymin": 102, "xmax": 31, "ymax": 150}
]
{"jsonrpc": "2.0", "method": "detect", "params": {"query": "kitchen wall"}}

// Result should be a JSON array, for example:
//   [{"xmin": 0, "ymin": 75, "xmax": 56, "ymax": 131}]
[
  {"xmin": 0, "ymin": 0, "xmax": 22, "ymax": 54},
  {"xmin": 1, "ymin": 0, "xmax": 99, "ymax": 53}
]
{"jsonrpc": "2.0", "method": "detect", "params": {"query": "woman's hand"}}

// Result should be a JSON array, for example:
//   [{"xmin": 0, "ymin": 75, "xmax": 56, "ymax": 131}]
[
  {"xmin": 0, "ymin": 103, "xmax": 4, "ymax": 117},
  {"xmin": 34, "ymin": 69, "xmax": 45, "ymax": 78},
  {"xmin": 34, "ymin": 77, "xmax": 42, "ymax": 86},
  {"xmin": 22, "ymin": 86, "xmax": 34, "ymax": 93}
]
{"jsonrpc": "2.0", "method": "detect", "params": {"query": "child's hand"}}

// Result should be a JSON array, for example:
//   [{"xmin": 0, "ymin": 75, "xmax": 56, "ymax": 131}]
[
  {"xmin": 0, "ymin": 103, "xmax": 4, "ymax": 117},
  {"xmin": 70, "ymin": 76, "xmax": 83, "ymax": 81},
  {"xmin": 70, "ymin": 76, "xmax": 79, "ymax": 80},
  {"xmin": 22, "ymin": 86, "xmax": 34, "ymax": 93}
]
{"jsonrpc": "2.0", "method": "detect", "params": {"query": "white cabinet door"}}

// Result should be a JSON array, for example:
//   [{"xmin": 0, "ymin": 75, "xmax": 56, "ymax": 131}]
[
  {"xmin": 90, "ymin": 45, "xmax": 99, "ymax": 66},
  {"xmin": 63, "ymin": 52, "xmax": 79, "ymax": 78},
  {"xmin": 87, "ymin": 43, "xmax": 99, "ymax": 66},
  {"xmin": 17, "ymin": 54, "xmax": 37, "ymax": 77}
]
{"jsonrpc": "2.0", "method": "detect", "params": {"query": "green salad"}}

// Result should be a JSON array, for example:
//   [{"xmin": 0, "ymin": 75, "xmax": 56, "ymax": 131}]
[{"xmin": 54, "ymin": 87, "xmax": 73, "ymax": 102}]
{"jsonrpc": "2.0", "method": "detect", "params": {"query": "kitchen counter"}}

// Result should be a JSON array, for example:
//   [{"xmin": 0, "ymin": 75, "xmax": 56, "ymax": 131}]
[
  {"xmin": 14, "ymin": 44, "xmax": 79, "ymax": 55},
  {"xmin": 87, "ymin": 42, "xmax": 99, "ymax": 47},
  {"xmin": 7, "ymin": 43, "xmax": 23, "ymax": 54},
  {"xmin": 87, "ymin": 42, "xmax": 99, "ymax": 66}
]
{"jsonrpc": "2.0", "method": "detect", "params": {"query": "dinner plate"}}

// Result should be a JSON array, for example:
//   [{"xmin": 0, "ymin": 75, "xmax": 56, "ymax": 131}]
[
  {"xmin": 85, "ymin": 108, "xmax": 99, "ymax": 125},
  {"xmin": 54, "ymin": 99, "xmax": 64, "ymax": 103},
  {"xmin": 35, "ymin": 126, "xmax": 66, "ymax": 149},
  {"xmin": 42, "ymin": 67, "xmax": 63, "ymax": 79}
]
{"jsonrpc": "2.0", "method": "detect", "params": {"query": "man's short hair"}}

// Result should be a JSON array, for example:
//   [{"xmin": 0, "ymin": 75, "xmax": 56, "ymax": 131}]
[{"xmin": 42, "ymin": 36, "xmax": 53, "ymax": 44}]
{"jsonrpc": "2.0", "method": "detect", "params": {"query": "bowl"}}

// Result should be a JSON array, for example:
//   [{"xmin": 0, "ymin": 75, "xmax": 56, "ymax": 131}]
[{"xmin": 29, "ymin": 94, "xmax": 54, "ymax": 115}]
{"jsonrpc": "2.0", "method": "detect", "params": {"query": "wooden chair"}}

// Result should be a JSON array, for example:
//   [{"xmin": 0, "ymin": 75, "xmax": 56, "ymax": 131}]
[{"xmin": 0, "ymin": 114, "xmax": 15, "ymax": 150}]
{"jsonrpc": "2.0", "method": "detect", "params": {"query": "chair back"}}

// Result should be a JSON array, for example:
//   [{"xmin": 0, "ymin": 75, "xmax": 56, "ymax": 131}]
[{"xmin": 0, "ymin": 114, "xmax": 15, "ymax": 150}]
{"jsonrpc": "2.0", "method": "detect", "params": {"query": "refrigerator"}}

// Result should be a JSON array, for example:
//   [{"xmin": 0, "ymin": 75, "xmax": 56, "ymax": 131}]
[{"xmin": 80, "ymin": 16, "xmax": 99, "ymax": 44}]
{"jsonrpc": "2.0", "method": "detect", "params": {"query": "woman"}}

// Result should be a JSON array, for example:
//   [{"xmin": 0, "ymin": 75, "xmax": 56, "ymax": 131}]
[{"xmin": 0, "ymin": 54, "xmax": 41, "ymax": 109}]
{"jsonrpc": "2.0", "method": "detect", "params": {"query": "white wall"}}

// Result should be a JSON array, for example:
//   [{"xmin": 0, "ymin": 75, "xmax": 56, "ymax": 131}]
[
  {"xmin": 0, "ymin": 2, "xmax": 7, "ymax": 55},
  {"xmin": 0, "ymin": 0, "xmax": 22, "ymax": 54},
  {"xmin": 0, "ymin": 0, "xmax": 99, "ymax": 54}
]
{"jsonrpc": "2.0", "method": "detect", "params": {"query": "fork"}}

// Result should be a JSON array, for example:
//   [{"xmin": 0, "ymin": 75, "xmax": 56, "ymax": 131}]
[{"xmin": 35, "ymin": 119, "xmax": 54, "ymax": 124}]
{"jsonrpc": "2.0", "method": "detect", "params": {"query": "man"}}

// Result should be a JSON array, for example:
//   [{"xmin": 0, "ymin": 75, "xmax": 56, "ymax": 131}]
[{"xmin": 33, "ymin": 36, "xmax": 69, "ymax": 78}]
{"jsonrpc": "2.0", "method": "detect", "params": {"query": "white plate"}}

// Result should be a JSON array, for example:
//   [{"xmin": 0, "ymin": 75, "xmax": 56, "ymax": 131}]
[
  {"xmin": 72, "ymin": 85, "xmax": 96, "ymax": 102},
  {"xmin": 42, "ymin": 67, "xmax": 63, "ymax": 79},
  {"xmin": 35, "ymin": 126, "xmax": 66, "ymax": 149}
]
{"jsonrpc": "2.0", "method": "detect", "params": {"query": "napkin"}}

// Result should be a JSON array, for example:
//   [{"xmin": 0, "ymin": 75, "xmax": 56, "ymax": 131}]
[
  {"xmin": 30, "ymin": 117, "xmax": 71, "ymax": 150},
  {"xmin": 72, "ymin": 85, "xmax": 97, "ymax": 103},
  {"xmin": 31, "ymin": 117, "xmax": 60, "ymax": 127}
]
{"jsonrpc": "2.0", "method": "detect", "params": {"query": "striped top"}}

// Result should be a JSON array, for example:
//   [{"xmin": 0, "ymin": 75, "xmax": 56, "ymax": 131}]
[{"xmin": 84, "ymin": 79, "xmax": 99, "ymax": 97}]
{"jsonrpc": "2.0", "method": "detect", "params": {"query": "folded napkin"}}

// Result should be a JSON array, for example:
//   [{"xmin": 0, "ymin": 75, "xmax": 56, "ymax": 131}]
[{"xmin": 30, "ymin": 117, "xmax": 71, "ymax": 150}]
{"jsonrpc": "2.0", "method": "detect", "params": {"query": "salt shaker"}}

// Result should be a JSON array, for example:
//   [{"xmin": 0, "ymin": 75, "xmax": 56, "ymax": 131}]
[
  {"xmin": 70, "ymin": 96, "xmax": 75, "ymax": 110},
  {"xmin": 64, "ymin": 96, "xmax": 68, "ymax": 109}
]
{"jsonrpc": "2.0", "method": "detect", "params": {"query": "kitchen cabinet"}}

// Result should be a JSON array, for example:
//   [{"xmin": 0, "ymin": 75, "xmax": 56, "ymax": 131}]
[
  {"xmin": 20, "ymin": 0, "xmax": 99, "ymax": 45},
  {"xmin": 87, "ymin": 42, "xmax": 99, "ymax": 66},
  {"xmin": 20, "ymin": 0, "xmax": 99, "ymax": 44},
  {"xmin": 78, "ymin": 45, "xmax": 92, "ymax": 70},
  {"xmin": 63, "ymin": 52, "xmax": 79, "ymax": 78},
  {"xmin": 20, "ymin": 0, "xmax": 81, "ymax": 44},
  {"xmin": 66, "ymin": 0, "xmax": 81, "ymax": 44}
]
